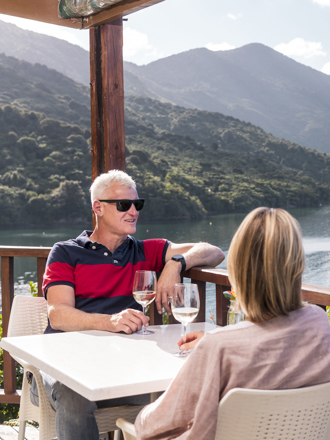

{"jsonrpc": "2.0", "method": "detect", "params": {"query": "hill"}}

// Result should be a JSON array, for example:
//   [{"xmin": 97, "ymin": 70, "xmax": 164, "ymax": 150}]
[
  {"xmin": 124, "ymin": 44, "xmax": 330, "ymax": 154},
  {"xmin": 0, "ymin": 20, "xmax": 90, "ymax": 85},
  {"xmin": 1, "ymin": 55, "xmax": 330, "ymax": 227},
  {"xmin": 0, "ymin": 53, "xmax": 91, "ymax": 130},
  {"xmin": 2, "ymin": 20, "xmax": 330, "ymax": 153}
]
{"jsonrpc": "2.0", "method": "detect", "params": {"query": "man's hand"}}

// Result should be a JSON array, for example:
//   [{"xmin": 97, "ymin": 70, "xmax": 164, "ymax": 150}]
[
  {"xmin": 156, "ymin": 241, "xmax": 225, "ymax": 316},
  {"xmin": 156, "ymin": 260, "xmax": 181, "ymax": 315},
  {"xmin": 108, "ymin": 309, "xmax": 149, "ymax": 334},
  {"xmin": 47, "ymin": 286, "xmax": 149, "ymax": 333},
  {"xmin": 177, "ymin": 331, "xmax": 205, "ymax": 350}
]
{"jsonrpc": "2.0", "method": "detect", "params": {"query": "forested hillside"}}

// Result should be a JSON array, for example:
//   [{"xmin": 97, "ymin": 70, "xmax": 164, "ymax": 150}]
[
  {"xmin": 0, "ymin": 54, "xmax": 330, "ymax": 227},
  {"xmin": 2, "ymin": 19, "xmax": 330, "ymax": 153}
]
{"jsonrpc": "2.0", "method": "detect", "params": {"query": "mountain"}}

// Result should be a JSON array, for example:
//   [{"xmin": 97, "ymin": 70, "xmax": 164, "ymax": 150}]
[
  {"xmin": 0, "ymin": 53, "xmax": 91, "ymax": 130},
  {"xmin": 124, "ymin": 44, "xmax": 330, "ymax": 154},
  {"xmin": 1, "ymin": 50, "xmax": 330, "ymax": 226},
  {"xmin": 2, "ymin": 20, "xmax": 330, "ymax": 153},
  {"xmin": 0, "ymin": 20, "xmax": 90, "ymax": 85}
]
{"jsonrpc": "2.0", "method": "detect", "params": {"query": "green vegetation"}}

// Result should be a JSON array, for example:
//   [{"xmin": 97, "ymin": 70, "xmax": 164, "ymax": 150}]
[
  {"xmin": 1, "ymin": 96, "xmax": 330, "ymax": 226},
  {"xmin": 1, "ymin": 51, "xmax": 330, "ymax": 226},
  {"xmin": 0, "ymin": 104, "xmax": 91, "ymax": 226},
  {"xmin": 124, "ymin": 96, "xmax": 330, "ymax": 220}
]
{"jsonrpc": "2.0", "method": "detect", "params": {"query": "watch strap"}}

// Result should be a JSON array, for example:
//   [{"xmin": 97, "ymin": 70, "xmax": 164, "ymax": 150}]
[{"xmin": 171, "ymin": 254, "xmax": 186, "ymax": 273}]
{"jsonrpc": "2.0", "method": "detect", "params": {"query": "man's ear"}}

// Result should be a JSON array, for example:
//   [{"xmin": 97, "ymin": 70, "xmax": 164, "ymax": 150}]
[{"xmin": 93, "ymin": 200, "xmax": 103, "ymax": 216}]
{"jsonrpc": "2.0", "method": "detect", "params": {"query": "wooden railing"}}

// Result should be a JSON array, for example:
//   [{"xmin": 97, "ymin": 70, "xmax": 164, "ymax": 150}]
[{"xmin": 1, "ymin": 246, "xmax": 330, "ymax": 404}]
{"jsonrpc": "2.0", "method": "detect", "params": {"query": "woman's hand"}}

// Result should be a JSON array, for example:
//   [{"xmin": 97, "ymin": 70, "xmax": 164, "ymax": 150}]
[{"xmin": 177, "ymin": 331, "xmax": 205, "ymax": 350}]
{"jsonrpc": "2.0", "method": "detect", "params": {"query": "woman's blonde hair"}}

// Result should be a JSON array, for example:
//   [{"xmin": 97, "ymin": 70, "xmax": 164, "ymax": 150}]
[{"xmin": 227, "ymin": 207, "xmax": 305, "ymax": 323}]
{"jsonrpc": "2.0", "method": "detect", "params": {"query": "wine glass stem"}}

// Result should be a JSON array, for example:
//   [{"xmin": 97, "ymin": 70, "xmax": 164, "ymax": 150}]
[
  {"xmin": 182, "ymin": 323, "xmax": 187, "ymax": 344},
  {"xmin": 142, "ymin": 305, "xmax": 146, "ymax": 332}
]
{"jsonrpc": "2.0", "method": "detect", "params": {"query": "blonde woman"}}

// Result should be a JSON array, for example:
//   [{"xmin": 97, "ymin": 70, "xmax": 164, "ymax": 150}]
[{"xmin": 135, "ymin": 207, "xmax": 330, "ymax": 440}]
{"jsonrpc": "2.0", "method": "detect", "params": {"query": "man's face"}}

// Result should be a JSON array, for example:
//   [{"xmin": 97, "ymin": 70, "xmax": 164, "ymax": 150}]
[{"xmin": 98, "ymin": 184, "xmax": 140, "ymax": 237}]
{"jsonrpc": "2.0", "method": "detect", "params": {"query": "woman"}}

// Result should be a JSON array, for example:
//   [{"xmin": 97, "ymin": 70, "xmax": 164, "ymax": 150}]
[{"xmin": 135, "ymin": 207, "xmax": 330, "ymax": 440}]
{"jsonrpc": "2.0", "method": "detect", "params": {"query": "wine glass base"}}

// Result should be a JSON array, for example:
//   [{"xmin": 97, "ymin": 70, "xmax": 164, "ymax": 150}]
[
  {"xmin": 135, "ymin": 328, "xmax": 155, "ymax": 335},
  {"xmin": 174, "ymin": 350, "xmax": 191, "ymax": 357}
]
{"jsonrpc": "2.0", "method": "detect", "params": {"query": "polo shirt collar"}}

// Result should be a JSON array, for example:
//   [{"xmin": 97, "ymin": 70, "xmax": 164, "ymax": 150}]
[
  {"xmin": 76, "ymin": 230, "xmax": 93, "ymax": 248},
  {"xmin": 76, "ymin": 231, "xmax": 134, "ymax": 256}
]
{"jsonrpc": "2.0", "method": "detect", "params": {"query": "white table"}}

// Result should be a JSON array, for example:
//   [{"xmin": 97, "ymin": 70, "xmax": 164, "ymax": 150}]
[{"xmin": 1, "ymin": 322, "xmax": 216, "ymax": 402}]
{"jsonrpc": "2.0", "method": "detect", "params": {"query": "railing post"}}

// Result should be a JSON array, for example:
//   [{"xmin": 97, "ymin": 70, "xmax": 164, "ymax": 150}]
[
  {"xmin": 37, "ymin": 257, "xmax": 47, "ymax": 297},
  {"xmin": 1, "ymin": 256, "xmax": 17, "ymax": 396},
  {"xmin": 192, "ymin": 279, "xmax": 206, "ymax": 323},
  {"xmin": 216, "ymin": 284, "xmax": 230, "ymax": 326},
  {"xmin": 148, "ymin": 302, "xmax": 163, "ymax": 326}
]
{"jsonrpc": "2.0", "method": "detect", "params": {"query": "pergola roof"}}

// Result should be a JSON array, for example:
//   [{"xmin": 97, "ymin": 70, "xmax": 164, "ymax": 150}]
[{"xmin": 0, "ymin": 0, "xmax": 164, "ymax": 29}]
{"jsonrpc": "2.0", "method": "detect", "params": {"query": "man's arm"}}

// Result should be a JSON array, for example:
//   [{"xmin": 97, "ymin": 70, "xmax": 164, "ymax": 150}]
[
  {"xmin": 47, "ymin": 285, "xmax": 149, "ymax": 334},
  {"xmin": 156, "ymin": 242, "xmax": 225, "ymax": 314}
]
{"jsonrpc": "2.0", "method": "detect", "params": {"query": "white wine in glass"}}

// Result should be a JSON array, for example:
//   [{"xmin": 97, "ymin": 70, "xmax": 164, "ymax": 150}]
[
  {"xmin": 132, "ymin": 270, "xmax": 157, "ymax": 335},
  {"xmin": 171, "ymin": 283, "xmax": 200, "ymax": 356}
]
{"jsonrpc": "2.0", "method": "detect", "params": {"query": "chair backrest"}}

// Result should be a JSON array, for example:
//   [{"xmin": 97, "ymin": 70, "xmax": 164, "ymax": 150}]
[
  {"xmin": 7, "ymin": 295, "xmax": 48, "ymax": 338},
  {"xmin": 215, "ymin": 383, "xmax": 330, "ymax": 440}
]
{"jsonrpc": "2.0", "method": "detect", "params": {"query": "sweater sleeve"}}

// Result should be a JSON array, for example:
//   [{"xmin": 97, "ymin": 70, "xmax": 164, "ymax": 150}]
[{"xmin": 135, "ymin": 334, "xmax": 221, "ymax": 440}]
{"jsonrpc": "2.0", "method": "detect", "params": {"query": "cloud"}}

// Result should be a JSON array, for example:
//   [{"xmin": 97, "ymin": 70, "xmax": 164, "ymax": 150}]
[
  {"xmin": 123, "ymin": 27, "xmax": 163, "ymax": 61},
  {"xmin": 274, "ymin": 38, "xmax": 326, "ymax": 59},
  {"xmin": 206, "ymin": 42, "xmax": 236, "ymax": 52},
  {"xmin": 313, "ymin": 0, "xmax": 330, "ymax": 6},
  {"xmin": 321, "ymin": 62, "xmax": 330, "ymax": 75},
  {"xmin": 0, "ymin": 14, "xmax": 89, "ymax": 50},
  {"xmin": 227, "ymin": 13, "xmax": 243, "ymax": 20}
]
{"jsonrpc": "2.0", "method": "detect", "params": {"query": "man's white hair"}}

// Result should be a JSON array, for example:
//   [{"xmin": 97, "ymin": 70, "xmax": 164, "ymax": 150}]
[{"xmin": 90, "ymin": 170, "xmax": 136, "ymax": 204}]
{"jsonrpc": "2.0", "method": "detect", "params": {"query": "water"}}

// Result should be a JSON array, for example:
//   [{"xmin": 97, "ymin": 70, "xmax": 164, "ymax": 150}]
[{"xmin": 1, "ymin": 206, "xmax": 330, "ymax": 318}]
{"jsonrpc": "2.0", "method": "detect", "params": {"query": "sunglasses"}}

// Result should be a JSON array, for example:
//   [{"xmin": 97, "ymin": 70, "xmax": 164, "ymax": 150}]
[{"xmin": 99, "ymin": 199, "xmax": 145, "ymax": 212}]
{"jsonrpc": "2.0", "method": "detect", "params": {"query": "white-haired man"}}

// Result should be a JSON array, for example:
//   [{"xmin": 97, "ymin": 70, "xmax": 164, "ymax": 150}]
[{"xmin": 31, "ymin": 170, "xmax": 224, "ymax": 440}]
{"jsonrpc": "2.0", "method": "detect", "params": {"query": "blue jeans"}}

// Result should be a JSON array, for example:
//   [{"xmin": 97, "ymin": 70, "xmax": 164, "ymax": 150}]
[{"xmin": 30, "ymin": 371, "xmax": 149, "ymax": 440}]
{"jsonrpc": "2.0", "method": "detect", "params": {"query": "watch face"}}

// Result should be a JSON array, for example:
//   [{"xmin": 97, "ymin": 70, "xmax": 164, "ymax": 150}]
[{"xmin": 172, "ymin": 254, "xmax": 183, "ymax": 261}]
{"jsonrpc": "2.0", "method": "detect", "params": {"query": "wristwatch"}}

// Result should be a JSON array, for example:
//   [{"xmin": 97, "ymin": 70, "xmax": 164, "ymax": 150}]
[{"xmin": 171, "ymin": 254, "xmax": 186, "ymax": 273}]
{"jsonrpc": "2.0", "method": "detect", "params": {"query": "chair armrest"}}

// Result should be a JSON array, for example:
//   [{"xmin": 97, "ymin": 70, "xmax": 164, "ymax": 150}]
[{"xmin": 116, "ymin": 418, "xmax": 137, "ymax": 439}]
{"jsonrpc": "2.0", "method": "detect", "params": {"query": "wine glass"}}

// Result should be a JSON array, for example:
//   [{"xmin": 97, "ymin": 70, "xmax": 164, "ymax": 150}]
[
  {"xmin": 171, "ymin": 283, "xmax": 200, "ymax": 356},
  {"xmin": 132, "ymin": 270, "xmax": 157, "ymax": 335}
]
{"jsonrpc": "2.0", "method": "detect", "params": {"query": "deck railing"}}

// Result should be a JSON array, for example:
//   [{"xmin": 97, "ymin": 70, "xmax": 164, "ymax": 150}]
[{"xmin": 1, "ymin": 246, "xmax": 330, "ymax": 404}]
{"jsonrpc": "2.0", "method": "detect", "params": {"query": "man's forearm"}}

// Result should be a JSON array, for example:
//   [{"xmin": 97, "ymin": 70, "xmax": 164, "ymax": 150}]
[
  {"xmin": 183, "ymin": 243, "xmax": 225, "ymax": 270},
  {"xmin": 48, "ymin": 303, "xmax": 110, "ymax": 332}
]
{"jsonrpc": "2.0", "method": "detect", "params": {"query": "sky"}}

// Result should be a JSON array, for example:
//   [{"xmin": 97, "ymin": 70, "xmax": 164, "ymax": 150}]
[{"xmin": 1, "ymin": 0, "xmax": 330, "ymax": 74}]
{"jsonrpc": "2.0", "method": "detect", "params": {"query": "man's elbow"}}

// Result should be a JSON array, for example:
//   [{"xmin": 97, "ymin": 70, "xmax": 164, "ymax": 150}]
[
  {"xmin": 48, "ymin": 306, "xmax": 64, "ymax": 331},
  {"xmin": 215, "ymin": 247, "xmax": 225, "ymax": 265}
]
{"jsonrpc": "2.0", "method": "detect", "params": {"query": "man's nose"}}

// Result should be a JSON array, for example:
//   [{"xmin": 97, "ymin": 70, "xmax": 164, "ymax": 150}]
[{"xmin": 127, "ymin": 203, "xmax": 138, "ymax": 215}]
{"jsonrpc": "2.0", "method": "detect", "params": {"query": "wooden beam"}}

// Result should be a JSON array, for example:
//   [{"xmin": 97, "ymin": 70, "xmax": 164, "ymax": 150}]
[
  {"xmin": 0, "ymin": 390, "xmax": 21, "ymax": 404},
  {"xmin": 83, "ymin": 0, "xmax": 165, "ymax": 28},
  {"xmin": 0, "ymin": 0, "xmax": 165, "ymax": 28},
  {"xmin": 0, "ymin": 0, "xmax": 81, "ymax": 28},
  {"xmin": 90, "ymin": 19, "xmax": 126, "ymax": 181},
  {"xmin": 0, "ymin": 246, "xmax": 51, "ymax": 258}
]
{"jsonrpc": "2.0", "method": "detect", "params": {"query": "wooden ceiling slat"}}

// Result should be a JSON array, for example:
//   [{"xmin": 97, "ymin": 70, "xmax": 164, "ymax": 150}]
[
  {"xmin": 0, "ymin": 0, "xmax": 165, "ymax": 28},
  {"xmin": 82, "ymin": 0, "xmax": 165, "ymax": 28}
]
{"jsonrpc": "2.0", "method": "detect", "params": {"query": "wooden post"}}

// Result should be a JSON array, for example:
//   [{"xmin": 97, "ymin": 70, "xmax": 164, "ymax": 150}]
[
  {"xmin": 90, "ymin": 19, "xmax": 126, "ymax": 181},
  {"xmin": 1, "ymin": 257, "xmax": 17, "ymax": 397},
  {"xmin": 216, "ymin": 284, "xmax": 230, "ymax": 326},
  {"xmin": 191, "ymin": 279, "xmax": 206, "ymax": 323},
  {"xmin": 37, "ymin": 257, "xmax": 47, "ymax": 297}
]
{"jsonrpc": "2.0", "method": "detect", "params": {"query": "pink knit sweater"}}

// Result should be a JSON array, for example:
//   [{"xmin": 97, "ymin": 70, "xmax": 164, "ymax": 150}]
[{"xmin": 135, "ymin": 305, "xmax": 330, "ymax": 439}]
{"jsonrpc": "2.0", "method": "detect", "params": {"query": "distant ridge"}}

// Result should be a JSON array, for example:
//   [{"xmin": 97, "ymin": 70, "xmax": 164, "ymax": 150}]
[
  {"xmin": 0, "ymin": 19, "xmax": 89, "ymax": 85},
  {"xmin": 1, "ymin": 19, "xmax": 330, "ymax": 153},
  {"xmin": 1, "ymin": 48, "xmax": 330, "ymax": 225},
  {"xmin": 124, "ymin": 43, "xmax": 330, "ymax": 153}
]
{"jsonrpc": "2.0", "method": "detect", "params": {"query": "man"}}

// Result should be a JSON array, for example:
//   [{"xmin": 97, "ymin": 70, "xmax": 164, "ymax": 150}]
[{"xmin": 31, "ymin": 170, "xmax": 224, "ymax": 440}]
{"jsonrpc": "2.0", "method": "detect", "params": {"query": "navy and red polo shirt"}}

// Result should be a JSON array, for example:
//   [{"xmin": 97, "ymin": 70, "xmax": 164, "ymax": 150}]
[{"xmin": 43, "ymin": 231, "xmax": 169, "ymax": 333}]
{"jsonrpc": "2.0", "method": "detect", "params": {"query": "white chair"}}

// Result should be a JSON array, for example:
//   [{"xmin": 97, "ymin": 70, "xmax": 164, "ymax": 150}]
[
  {"xmin": 216, "ymin": 384, "xmax": 330, "ymax": 439},
  {"xmin": 116, "ymin": 418, "xmax": 138, "ymax": 440},
  {"xmin": 7, "ymin": 295, "xmax": 144, "ymax": 440},
  {"xmin": 116, "ymin": 382, "xmax": 330, "ymax": 440}
]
